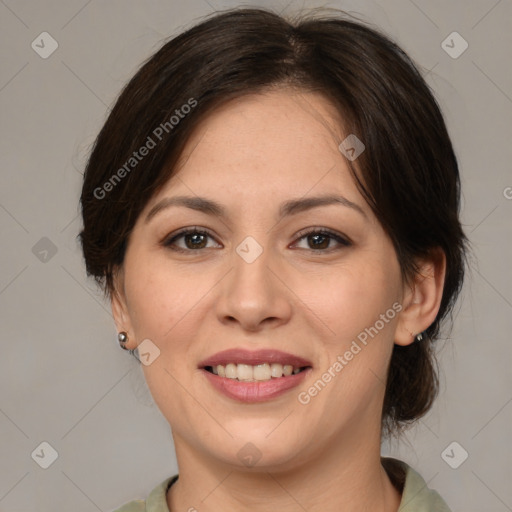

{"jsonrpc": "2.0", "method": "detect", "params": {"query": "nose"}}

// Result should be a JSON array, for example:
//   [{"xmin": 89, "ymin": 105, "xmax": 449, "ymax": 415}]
[{"xmin": 215, "ymin": 239, "xmax": 293, "ymax": 333}]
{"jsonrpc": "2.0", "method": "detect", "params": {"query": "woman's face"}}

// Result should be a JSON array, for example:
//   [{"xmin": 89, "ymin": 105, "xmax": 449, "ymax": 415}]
[{"xmin": 113, "ymin": 89, "xmax": 411, "ymax": 469}]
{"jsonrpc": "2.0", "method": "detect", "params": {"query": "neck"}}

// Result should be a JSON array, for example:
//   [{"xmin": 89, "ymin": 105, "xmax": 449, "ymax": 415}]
[{"xmin": 167, "ymin": 422, "xmax": 401, "ymax": 512}]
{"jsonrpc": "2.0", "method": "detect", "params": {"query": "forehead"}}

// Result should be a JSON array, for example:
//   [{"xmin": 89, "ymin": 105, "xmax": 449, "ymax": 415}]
[
  {"xmin": 149, "ymin": 88, "xmax": 363, "ymax": 211},
  {"xmin": 181, "ymin": 89, "xmax": 344, "ymax": 166}
]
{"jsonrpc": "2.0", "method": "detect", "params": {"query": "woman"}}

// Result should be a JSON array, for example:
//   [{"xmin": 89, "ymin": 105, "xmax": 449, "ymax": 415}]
[{"xmin": 79, "ymin": 7, "xmax": 467, "ymax": 511}]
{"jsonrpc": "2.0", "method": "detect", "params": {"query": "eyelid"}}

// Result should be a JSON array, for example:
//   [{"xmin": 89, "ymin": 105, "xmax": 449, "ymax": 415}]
[
  {"xmin": 161, "ymin": 225, "xmax": 352, "ymax": 252},
  {"xmin": 292, "ymin": 226, "xmax": 352, "ymax": 248},
  {"xmin": 161, "ymin": 226, "xmax": 222, "ymax": 249}
]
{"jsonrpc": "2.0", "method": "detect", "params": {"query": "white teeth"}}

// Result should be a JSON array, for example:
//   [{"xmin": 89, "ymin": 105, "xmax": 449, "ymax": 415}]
[
  {"xmin": 225, "ymin": 363, "xmax": 237, "ymax": 379},
  {"xmin": 270, "ymin": 363, "xmax": 283, "ymax": 377},
  {"xmin": 237, "ymin": 364, "xmax": 253, "ymax": 381},
  {"xmin": 253, "ymin": 363, "xmax": 271, "ymax": 381},
  {"xmin": 210, "ymin": 363, "xmax": 305, "ymax": 381},
  {"xmin": 283, "ymin": 365, "xmax": 293, "ymax": 376}
]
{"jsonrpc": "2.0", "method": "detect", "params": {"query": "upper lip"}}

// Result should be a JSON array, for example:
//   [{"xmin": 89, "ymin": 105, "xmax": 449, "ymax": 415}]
[{"xmin": 198, "ymin": 349, "xmax": 312, "ymax": 368}]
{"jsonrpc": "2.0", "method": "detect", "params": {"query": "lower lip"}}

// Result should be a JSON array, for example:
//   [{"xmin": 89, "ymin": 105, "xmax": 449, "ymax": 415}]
[{"xmin": 201, "ymin": 368, "xmax": 312, "ymax": 403}]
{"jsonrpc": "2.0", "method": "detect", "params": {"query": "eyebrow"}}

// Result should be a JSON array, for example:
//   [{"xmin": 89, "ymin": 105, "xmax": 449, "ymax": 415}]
[{"xmin": 145, "ymin": 194, "xmax": 367, "ymax": 223}]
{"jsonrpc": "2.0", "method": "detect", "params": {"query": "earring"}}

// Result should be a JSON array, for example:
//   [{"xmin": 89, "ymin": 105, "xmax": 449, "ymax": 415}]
[
  {"xmin": 407, "ymin": 329, "xmax": 424, "ymax": 342},
  {"xmin": 118, "ymin": 331, "xmax": 129, "ymax": 350}
]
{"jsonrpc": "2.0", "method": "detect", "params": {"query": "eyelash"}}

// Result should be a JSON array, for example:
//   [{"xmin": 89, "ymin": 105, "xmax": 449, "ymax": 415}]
[{"xmin": 162, "ymin": 226, "xmax": 352, "ymax": 253}]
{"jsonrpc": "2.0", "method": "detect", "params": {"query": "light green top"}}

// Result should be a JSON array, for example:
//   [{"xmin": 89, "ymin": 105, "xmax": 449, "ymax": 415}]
[{"xmin": 112, "ymin": 457, "xmax": 451, "ymax": 511}]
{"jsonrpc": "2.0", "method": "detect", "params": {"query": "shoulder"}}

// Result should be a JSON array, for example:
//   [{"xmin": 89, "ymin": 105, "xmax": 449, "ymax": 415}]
[
  {"xmin": 382, "ymin": 457, "xmax": 452, "ymax": 512},
  {"xmin": 110, "ymin": 475, "xmax": 178, "ymax": 512}
]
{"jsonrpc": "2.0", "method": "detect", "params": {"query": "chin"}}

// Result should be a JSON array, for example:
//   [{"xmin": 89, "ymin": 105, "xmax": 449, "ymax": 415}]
[{"xmin": 210, "ymin": 428, "xmax": 311, "ymax": 472}]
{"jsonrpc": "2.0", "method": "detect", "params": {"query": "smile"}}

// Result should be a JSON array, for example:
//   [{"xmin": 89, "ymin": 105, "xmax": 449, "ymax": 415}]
[{"xmin": 199, "ymin": 349, "xmax": 313, "ymax": 402}]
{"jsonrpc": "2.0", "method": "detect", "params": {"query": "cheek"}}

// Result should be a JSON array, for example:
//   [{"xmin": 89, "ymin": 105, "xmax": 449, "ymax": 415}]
[
  {"xmin": 298, "ymin": 250, "xmax": 402, "ymax": 346},
  {"xmin": 122, "ymin": 252, "xmax": 209, "ymax": 346},
  {"xmin": 294, "ymin": 258, "xmax": 401, "ymax": 424},
  {"xmin": 122, "ymin": 253, "xmax": 212, "ymax": 422}
]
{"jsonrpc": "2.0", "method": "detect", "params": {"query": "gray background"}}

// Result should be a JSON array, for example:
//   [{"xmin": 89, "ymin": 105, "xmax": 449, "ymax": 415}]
[{"xmin": 1, "ymin": 0, "xmax": 511, "ymax": 511}]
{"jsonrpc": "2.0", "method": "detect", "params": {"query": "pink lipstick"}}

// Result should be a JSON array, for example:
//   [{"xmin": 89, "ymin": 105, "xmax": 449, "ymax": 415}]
[{"xmin": 199, "ymin": 349, "xmax": 312, "ymax": 403}]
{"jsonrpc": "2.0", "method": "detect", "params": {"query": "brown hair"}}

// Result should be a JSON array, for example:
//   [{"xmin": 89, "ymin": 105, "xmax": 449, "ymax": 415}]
[{"xmin": 79, "ymin": 7, "xmax": 468, "ymax": 435}]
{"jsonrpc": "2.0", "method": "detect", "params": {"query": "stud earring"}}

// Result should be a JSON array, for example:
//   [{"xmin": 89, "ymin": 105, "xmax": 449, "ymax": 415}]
[
  {"xmin": 407, "ymin": 329, "xmax": 424, "ymax": 342},
  {"xmin": 118, "ymin": 331, "xmax": 129, "ymax": 350}
]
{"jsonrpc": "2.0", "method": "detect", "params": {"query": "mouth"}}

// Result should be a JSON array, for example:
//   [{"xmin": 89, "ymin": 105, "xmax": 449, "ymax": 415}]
[{"xmin": 198, "ymin": 349, "xmax": 313, "ymax": 402}]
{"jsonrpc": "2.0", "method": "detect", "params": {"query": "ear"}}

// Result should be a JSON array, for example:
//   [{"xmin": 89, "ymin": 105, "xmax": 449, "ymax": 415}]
[
  {"xmin": 111, "ymin": 266, "xmax": 136, "ymax": 350},
  {"xmin": 394, "ymin": 247, "xmax": 447, "ymax": 346}
]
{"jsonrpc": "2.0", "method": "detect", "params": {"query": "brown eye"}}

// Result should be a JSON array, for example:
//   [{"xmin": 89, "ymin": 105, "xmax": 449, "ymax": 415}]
[
  {"xmin": 308, "ymin": 233, "xmax": 330, "ymax": 249},
  {"xmin": 162, "ymin": 227, "xmax": 221, "ymax": 252},
  {"xmin": 183, "ymin": 232, "xmax": 208, "ymax": 249},
  {"xmin": 293, "ymin": 228, "xmax": 351, "ymax": 252}
]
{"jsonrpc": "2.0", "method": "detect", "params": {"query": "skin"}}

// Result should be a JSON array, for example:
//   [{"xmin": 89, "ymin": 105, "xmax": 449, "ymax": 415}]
[{"xmin": 111, "ymin": 88, "xmax": 446, "ymax": 512}]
